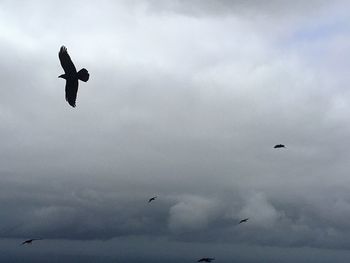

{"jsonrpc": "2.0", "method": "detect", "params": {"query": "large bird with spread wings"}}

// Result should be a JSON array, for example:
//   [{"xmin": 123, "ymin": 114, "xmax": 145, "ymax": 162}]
[{"xmin": 58, "ymin": 46, "xmax": 89, "ymax": 107}]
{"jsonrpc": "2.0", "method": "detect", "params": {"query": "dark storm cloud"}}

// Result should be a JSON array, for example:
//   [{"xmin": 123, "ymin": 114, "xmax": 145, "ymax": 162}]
[
  {"xmin": 1, "ymin": 1, "xmax": 350, "ymax": 262},
  {"xmin": 2, "ymin": 237, "xmax": 350, "ymax": 263}
]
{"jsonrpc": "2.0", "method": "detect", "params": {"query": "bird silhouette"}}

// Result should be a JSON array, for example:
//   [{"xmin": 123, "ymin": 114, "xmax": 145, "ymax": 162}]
[
  {"xmin": 148, "ymin": 196, "xmax": 157, "ymax": 203},
  {"xmin": 197, "ymin": 258, "xmax": 215, "ymax": 262},
  {"xmin": 274, "ymin": 144, "xmax": 286, "ymax": 149},
  {"xmin": 58, "ymin": 46, "xmax": 89, "ymax": 107},
  {"xmin": 21, "ymin": 238, "xmax": 42, "ymax": 245},
  {"xmin": 239, "ymin": 218, "xmax": 249, "ymax": 224}
]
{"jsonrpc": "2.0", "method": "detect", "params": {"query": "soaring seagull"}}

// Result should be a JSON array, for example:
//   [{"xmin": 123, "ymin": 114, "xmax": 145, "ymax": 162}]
[
  {"xmin": 197, "ymin": 258, "xmax": 215, "ymax": 262},
  {"xmin": 148, "ymin": 196, "xmax": 157, "ymax": 203},
  {"xmin": 21, "ymin": 238, "xmax": 42, "ymax": 245},
  {"xmin": 58, "ymin": 46, "xmax": 89, "ymax": 107},
  {"xmin": 274, "ymin": 144, "xmax": 286, "ymax": 149},
  {"xmin": 239, "ymin": 218, "xmax": 249, "ymax": 224}
]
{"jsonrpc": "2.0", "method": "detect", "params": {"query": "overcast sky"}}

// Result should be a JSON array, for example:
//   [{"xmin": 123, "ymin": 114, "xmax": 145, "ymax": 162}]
[{"xmin": 1, "ymin": 0, "xmax": 350, "ymax": 262}]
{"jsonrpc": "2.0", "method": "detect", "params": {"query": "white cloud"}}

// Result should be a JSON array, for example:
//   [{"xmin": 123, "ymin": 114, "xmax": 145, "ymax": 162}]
[
  {"xmin": 238, "ymin": 192, "xmax": 283, "ymax": 228},
  {"xmin": 168, "ymin": 195, "xmax": 220, "ymax": 232}
]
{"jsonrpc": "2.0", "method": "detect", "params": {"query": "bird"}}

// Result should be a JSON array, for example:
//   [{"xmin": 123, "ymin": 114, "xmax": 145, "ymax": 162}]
[
  {"xmin": 21, "ymin": 238, "xmax": 42, "ymax": 245},
  {"xmin": 148, "ymin": 196, "xmax": 157, "ymax": 203},
  {"xmin": 58, "ymin": 46, "xmax": 89, "ymax": 107},
  {"xmin": 239, "ymin": 218, "xmax": 249, "ymax": 224},
  {"xmin": 274, "ymin": 144, "xmax": 286, "ymax": 149},
  {"xmin": 197, "ymin": 258, "xmax": 215, "ymax": 262}
]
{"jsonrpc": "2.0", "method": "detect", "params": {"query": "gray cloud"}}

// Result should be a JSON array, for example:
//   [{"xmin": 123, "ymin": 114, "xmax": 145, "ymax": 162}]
[
  {"xmin": 1, "ymin": 0, "xmax": 350, "ymax": 262},
  {"xmin": 143, "ymin": 0, "xmax": 331, "ymax": 18},
  {"xmin": 168, "ymin": 195, "xmax": 221, "ymax": 232}
]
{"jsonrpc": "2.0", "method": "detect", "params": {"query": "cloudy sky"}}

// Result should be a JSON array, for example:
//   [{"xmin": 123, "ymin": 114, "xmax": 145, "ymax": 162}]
[{"xmin": 1, "ymin": 0, "xmax": 350, "ymax": 262}]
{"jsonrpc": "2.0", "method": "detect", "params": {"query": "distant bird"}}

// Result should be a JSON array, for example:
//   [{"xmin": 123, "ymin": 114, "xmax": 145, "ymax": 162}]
[
  {"xmin": 21, "ymin": 238, "xmax": 42, "ymax": 245},
  {"xmin": 239, "ymin": 218, "xmax": 249, "ymax": 224},
  {"xmin": 148, "ymin": 196, "xmax": 157, "ymax": 203},
  {"xmin": 274, "ymin": 144, "xmax": 286, "ymax": 149},
  {"xmin": 58, "ymin": 46, "xmax": 89, "ymax": 107},
  {"xmin": 197, "ymin": 258, "xmax": 215, "ymax": 262}
]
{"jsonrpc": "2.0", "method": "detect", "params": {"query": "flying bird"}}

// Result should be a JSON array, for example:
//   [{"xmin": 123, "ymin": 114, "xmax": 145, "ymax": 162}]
[
  {"xmin": 239, "ymin": 218, "xmax": 249, "ymax": 224},
  {"xmin": 148, "ymin": 196, "xmax": 157, "ymax": 203},
  {"xmin": 197, "ymin": 258, "xmax": 215, "ymax": 262},
  {"xmin": 274, "ymin": 144, "xmax": 286, "ymax": 149},
  {"xmin": 21, "ymin": 238, "xmax": 42, "ymax": 245},
  {"xmin": 58, "ymin": 46, "xmax": 89, "ymax": 107}
]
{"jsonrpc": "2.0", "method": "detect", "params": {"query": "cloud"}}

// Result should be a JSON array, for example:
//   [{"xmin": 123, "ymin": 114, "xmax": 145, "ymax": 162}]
[
  {"xmin": 143, "ymin": 0, "xmax": 331, "ymax": 18},
  {"xmin": 238, "ymin": 192, "xmax": 283, "ymax": 228},
  {"xmin": 168, "ymin": 195, "xmax": 220, "ymax": 232},
  {"xmin": 1, "ymin": 2, "xmax": 350, "ymax": 262}
]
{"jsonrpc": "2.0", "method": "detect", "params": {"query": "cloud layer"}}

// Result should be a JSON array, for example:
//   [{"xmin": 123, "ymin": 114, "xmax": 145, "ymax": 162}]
[{"xmin": 1, "ymin": 0, "xmax": 350, "ymax": 261}]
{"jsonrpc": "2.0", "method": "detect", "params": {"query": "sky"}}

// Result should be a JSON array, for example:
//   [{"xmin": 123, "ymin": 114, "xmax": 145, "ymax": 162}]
[{"xmin": 1, "ymin": 0, "xmax": 350, "ymax": 262}]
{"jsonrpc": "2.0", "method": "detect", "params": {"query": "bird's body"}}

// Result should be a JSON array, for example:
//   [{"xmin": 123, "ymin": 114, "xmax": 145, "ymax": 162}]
[
  {"xmin": 58, "ymin": 46, "xmax": 89, "ymax": 107},
  {"xmin": 274, "ymin": 144, "xmax": 286, "ymax": 149},
  {"xmin": 239, "ymin": 218, "xmax": 249, "ymax": 224},
  {"xmin": 21, "ymin": 238, "xmax": 42, "ymax": 245},
  {"xmin": 197, "ymin": 258, "xmax": 215, "ymax": 262},
  {"xmin": 148, "ymin": 196, "xmax": 157, "ymax": 203}
]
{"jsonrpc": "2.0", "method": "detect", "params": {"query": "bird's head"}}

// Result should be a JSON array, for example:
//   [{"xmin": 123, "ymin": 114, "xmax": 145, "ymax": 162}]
[{"xmin": 58, "ymin": 74, "xmax": 66, "ymax": 79}]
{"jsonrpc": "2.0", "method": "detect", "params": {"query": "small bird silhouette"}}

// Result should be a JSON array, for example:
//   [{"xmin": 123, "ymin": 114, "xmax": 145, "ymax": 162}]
[
  {"xmin": 197, "ymin": 258, "xmax": 215, "ymax": 262},
  {"xmin": 274, "ymin": 144, "xmax": 286, "ymax": 149},
  {"xmin": 58, "ymin": 46, "xmax": 89, "ymax": 107},
  {"xmin": 148, "ymin": 196, "xmax": 157, "ymax": 203},
  {"xmin": 21, "ymin": 238, "xmax": 42, "ymax": 245},
  {"xmin": 239, "ymin": 218, "xmax": 249, "ymax": 224}
]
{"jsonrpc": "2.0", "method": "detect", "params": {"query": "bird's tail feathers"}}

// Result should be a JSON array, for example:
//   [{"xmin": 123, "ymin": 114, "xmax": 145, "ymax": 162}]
[{"xmin": 77, "ymin": 68, "xmax": 89, "ymax": 82}]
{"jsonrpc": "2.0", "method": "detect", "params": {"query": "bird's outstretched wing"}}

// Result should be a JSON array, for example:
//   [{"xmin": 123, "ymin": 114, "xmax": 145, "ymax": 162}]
[
  {"xmin": 59, "ymin": 46, "xmax": 77, "ymax": 74},
  {"xmin": 65, "ymin": 78, "xmax": 79, "ymax": 107}
]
